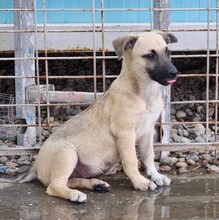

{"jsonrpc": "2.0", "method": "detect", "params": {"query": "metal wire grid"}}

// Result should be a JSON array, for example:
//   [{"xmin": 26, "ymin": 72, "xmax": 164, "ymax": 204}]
[
  {"xmin": 0, "ymin": 0, "xmax": 218, "ymax": 154},
  {"xmin": 0, "ymin": 93, "xmax": 14, "ymax": 124}
]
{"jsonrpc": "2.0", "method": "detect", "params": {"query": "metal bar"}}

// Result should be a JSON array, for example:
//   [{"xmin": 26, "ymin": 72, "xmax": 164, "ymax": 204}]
[
  {"xmin": 154, "ymin": 143, "xmax": 219, "ymax": 152},
  {"xmin": 43, "ymin": 0, "xmax": 51, "ymax": 143},
  {"xmin": 14, "ymin": 0, "xmax": 36, "ymax": 147},
  {"xmin": 0, "ymin": 146, "xmax": 40, "ymax": 156},
  {"xmin": 27, "ymin": 90, "xmax": 102, "ymax": 104},
  {"xmin": 215, "ymin": 0, "xmax": 219, "ymax": 143},
  {"xmin": 101, "ymin": 0, "xmax": 106, "ymax": 93},
  {"xmin": 153, "ymin": 0, "xmax": 171, "ymax": 158},
  {"xmin": 92, "ymin": 0, "xmax": 97, "ymax": 99},
  {"xmin": 2, "ymin": 7, "xmax": 219, "ymax": 12},
  {"xmin": 1, "ymin": 143, "xmax": 219, "ymax": 156},
  {"xmin": 153, "ymin": 0, "xmax": 170, "ymax": 30},
  {"xmin": 205, "ymin": 0, "xmax": 210, "ymax": 144}
]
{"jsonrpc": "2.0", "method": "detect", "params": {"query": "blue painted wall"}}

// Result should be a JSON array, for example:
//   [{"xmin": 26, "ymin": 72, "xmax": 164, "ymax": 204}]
[{"xmin": 0, "ymin": 0, "xmax": 217, "ymax": 24}]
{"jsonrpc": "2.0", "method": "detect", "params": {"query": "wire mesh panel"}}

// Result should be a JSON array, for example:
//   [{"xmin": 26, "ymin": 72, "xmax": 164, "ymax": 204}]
[{"xmin": 0, "ymin": 0, "xmax": 218, "ymax": 156}]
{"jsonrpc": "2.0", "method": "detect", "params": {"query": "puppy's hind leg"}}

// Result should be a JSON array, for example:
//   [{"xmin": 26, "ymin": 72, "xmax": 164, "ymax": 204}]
[
  {"xmin": 67, "ymin": 178, "xmax": 111, "ymax": 193},
  {"xmin": 46, "ymin": 148, "xmax": 87, "ymax": 203}
]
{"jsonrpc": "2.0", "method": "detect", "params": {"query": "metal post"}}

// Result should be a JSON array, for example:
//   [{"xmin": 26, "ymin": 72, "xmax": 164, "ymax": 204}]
[
  {"xmin": 153, "ymin": 0, "xmax": 171, "ymax": 158},
  {"xmin": 153, "ymin": 0, "xmax": 170, "ymax": 30},
  {"xmin": 14, "ymin": 0, "xmax": 36, "ymax": 147}
]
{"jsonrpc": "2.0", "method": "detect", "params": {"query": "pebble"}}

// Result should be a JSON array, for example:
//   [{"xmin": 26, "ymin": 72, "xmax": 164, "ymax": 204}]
[
  {"xmin": 18, "ymin": 165, "xmax": 30, "ymax": 174},
  {"xmin": 187, "ymin": 159, "xmax": 196, "ymax": 166},
  {"xmin": 175, "ymin": 161, "xmax": 188, "ymax": 168},
  {"xmin": 180, "ymin": 136, "xmax": 191, "ymax": 144},
  {"xmin": 160, "ymin": 157, "xmax": 173, "ymax": 166},
  {"xmin": 0, "ymin": 156, "xmax": 9, "ymax": 164},
  {"xmin": 172, "ymin": 134, "xmax": 181, "ymax": 143},
  {"xmin": 186, "ymin": 154, "xmax": 199, "ymax": 162},
  {"xmin": 6, "ymin": 161, "xmax": 18, "ymax": 169},
  {"xmin": 177, "ymin": 167, "xmax": 188, "ymax": 174},
  {"xmin": 194, "ymin": 124, "xmax": 205, "ymax": 136},
  {"xmin": 176, "ymin": 110, "xmax": 187, "ymax": 119},
  {"xmin": 207, "ymin": 165, "xmax": 219, "ymax": 173},
  {"xmin": 195, "ymin": 136, "xmax": 206, "ymax": 143},
  {"xmin": 202, "ymin": 154, "xmax": 212, "ymax": 162},
  {"xmin": 5, "ymin": 168, "xmax": 19, "ymax": 174},
  {"xmin": 159, "ymin": 165, "xmax": 171, "ymax": 172},
  {"xmin": 212, "ymin": 160, "xmax": 219, "ymax": 166},
  {"xmin": 178, "ymin": 158, "xmax": 186, "ymax": 162},
  {"xmin": 193, "ymin": 116, "xmax": 201, "ymax": 122}
]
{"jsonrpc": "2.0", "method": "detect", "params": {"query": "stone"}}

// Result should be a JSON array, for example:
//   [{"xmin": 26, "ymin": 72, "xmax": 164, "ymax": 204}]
[
  {"xmin": 182, "ymin": 129, "xmax": 189, "ymax": 137},
  {"xmin": 212, "ymin": 126, "xmax": 219, "ymax": 131},
  {"xmin": 171, "ymin": 128, "xmax": 178, "ymax": 135},
  {"xmin": 5, "ymin": 168, "xmax": 19, "ymax": 175},
  {"xmin": 172, "ymin": 134, "xmax": 181, "ymax": 143},
  {"xmin": 176, "ymin": 110, "xmax": 186, "ymax": 119},
  {"xmin": 177, "ymin": 167, "xmax": 188, "ymax": 174},
  {"xmin": 194, "ymin": 124, "xmax": 205, "ymax": 136},
  {"xmin": 171, "ymin": 157, "xmax": 178, "ymax": 164},
  {"xmin": 18, "ymin": 165, "xmax": 30, "ymax": 174},
  {"xmin": 195, "ymin": 136, "xmax": 206, "ymax": 143},
  {"xmin": 185, "ymin": 108, "xmax": 193, "ymax": 116},
  {"xmin": 187, "ymin": 159, "xmax": 196, "ymax": 166},
  {"xmin": 207, "ymin": 165, "xmax": 219, "ymax": 173},
  {"xmin": 193, "ymin": 116, "xmax": 201, "ymax": 122},
  {"xmin": 18, "ymin": 160, "xmax": 31, "ymax": 166},
  {"xmin": 176, "ymin": 161, "xmax": 188, "ymax": 168},
  {"xmin": 0, "ymin": 156, "xmax": 9, "ymax": 164},
  {"xmin": 178, "ymin": 129, "xmax": 183, "ymax": 136},
  {"xmin": 186, "ymin": 154, "xmax": 199, "ymax": 162},
  {"xmin": 212, "ymin": 160, "xmax": 219, "ymax": 166},
  {"xmin": 5, "ymin": 161, "xmax": 18, "ymax": 169},
  {"xmin": 178, "ymin": 158, "xmax": 185, "ymax": 162},
  {"xmin": 202, "ymin": 154, "xmax": 212, "ymax": 162},
  {"xmin": 160, "ymin": 157, "xmax": 173, "ymax": 166},
  {"xmin": 159, "ymin": 165, "xmax": 171, "ymax": 172},
  {"xmin": 180, "ymin": 136, "xmax": 191, "ymax": 144}
]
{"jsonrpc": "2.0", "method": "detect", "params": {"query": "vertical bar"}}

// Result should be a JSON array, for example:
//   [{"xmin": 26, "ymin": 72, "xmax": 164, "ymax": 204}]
[
  {"xmin": 101, "ymin": 0, "xmax": 106, "ymax": 93},
  {"xmin": 153, "ymin": 0, "xmax": 170, "ymax": 30},
  {"xmin": 92, "ymin": 0, "xmax": 97, "ymax": 98},
  {"xmin": 43, "ymin": 0, "xmax": 51, "ymax": 135},
  {"xmin": 14, "ymin": 0, "xmax": 36, "ymax": 147},
  {"xmin": 153, "ymin": 0, "xmax": 171, "ymax": 158},
  {"xmin": 206, "ymin": 0, "xmax": 210, "ymax": 144},
  {"xmin": 214, "ymin": 0, "xmax": 219, "ymax": 150},
  {"xmin": 149, "ymin": 0, "xmax": 153, "ymax": 31}
]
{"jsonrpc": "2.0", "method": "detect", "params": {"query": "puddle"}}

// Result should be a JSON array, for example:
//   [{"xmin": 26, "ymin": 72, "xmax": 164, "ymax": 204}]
[{"xmin": 0, "ymin": 174, "xmax": 218, "ymax": 219}]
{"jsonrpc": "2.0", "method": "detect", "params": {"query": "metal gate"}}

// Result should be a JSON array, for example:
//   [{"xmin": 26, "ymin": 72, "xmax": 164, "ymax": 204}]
[{"xmin": 0, "ymin": 0, "xmax": 219, "ymax": 156}]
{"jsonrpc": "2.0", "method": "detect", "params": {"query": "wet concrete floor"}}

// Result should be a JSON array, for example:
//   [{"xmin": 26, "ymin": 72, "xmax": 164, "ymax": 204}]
[{"xmin": 0, "ymin": 173, "xmax": 219, "ymax": 220}]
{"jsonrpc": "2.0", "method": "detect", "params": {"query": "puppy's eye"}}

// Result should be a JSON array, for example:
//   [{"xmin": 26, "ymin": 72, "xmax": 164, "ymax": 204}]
[{"xmin": 142, "ymin": 53, "xmax": 156, "ymax": 60}]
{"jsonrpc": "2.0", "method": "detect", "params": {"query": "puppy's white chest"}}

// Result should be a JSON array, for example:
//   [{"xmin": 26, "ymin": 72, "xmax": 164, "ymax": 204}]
[{"xmin": 135, "ymin": 109, "xmax": 161, "ymax": 141}]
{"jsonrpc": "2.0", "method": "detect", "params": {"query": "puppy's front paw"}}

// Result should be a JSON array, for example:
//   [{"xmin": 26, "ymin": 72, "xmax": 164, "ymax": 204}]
[
  {"xmin": 151, "ymin": 173, "xmax": 171, "ymax": 186},
  {"xmin": 70, "ymin": 190, "xmax": 87, "ymax": 204},
  {"xmin": 133, "ymin": 177, "xmax": 157, "ymax": 191}
]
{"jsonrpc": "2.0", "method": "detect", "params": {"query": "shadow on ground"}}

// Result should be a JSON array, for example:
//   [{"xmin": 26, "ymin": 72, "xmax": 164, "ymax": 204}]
[{"xmin": 0, "ymin": 173, "xmax": 219, "ymax": 220}]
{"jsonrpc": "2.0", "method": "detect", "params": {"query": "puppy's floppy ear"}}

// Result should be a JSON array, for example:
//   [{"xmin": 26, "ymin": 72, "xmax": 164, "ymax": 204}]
[
  {"xmin": 159, "ymin": 32, "xmax": 178, "ymax": 44},
  {"xmin": 112, "ymin": 36, "xmax": 138, "ymax": 60}
]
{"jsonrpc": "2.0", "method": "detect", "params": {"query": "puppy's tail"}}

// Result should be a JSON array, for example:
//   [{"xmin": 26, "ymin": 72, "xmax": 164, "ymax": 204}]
[
  {"xmin": 0, "ymin": 163, "xmax": 37, "ymax": 183},
  {"xmin": 19, "ymin": 164, "xmax": 37, "ymax": 183}
]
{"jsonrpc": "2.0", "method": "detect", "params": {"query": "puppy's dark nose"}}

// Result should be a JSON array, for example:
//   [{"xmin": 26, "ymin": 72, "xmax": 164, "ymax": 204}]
[
  {"xmin": 167, "ymin": 64, "xmax": 180, "ymax": 78},
  {"xmin": 168, "ymin": 71, "xmax": 178, "ymax": 78}
]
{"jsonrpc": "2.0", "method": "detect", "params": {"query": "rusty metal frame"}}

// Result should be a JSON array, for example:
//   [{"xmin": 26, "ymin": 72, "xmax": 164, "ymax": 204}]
[{"xmin": 0, "ymin": 0, "xmax": 219, "ymax": 155}]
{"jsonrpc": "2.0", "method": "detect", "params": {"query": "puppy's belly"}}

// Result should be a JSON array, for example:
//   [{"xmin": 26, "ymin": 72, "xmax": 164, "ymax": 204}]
[{"xmin": 70, "ymin": 160, "xmax": 113, "ymax": 178}]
